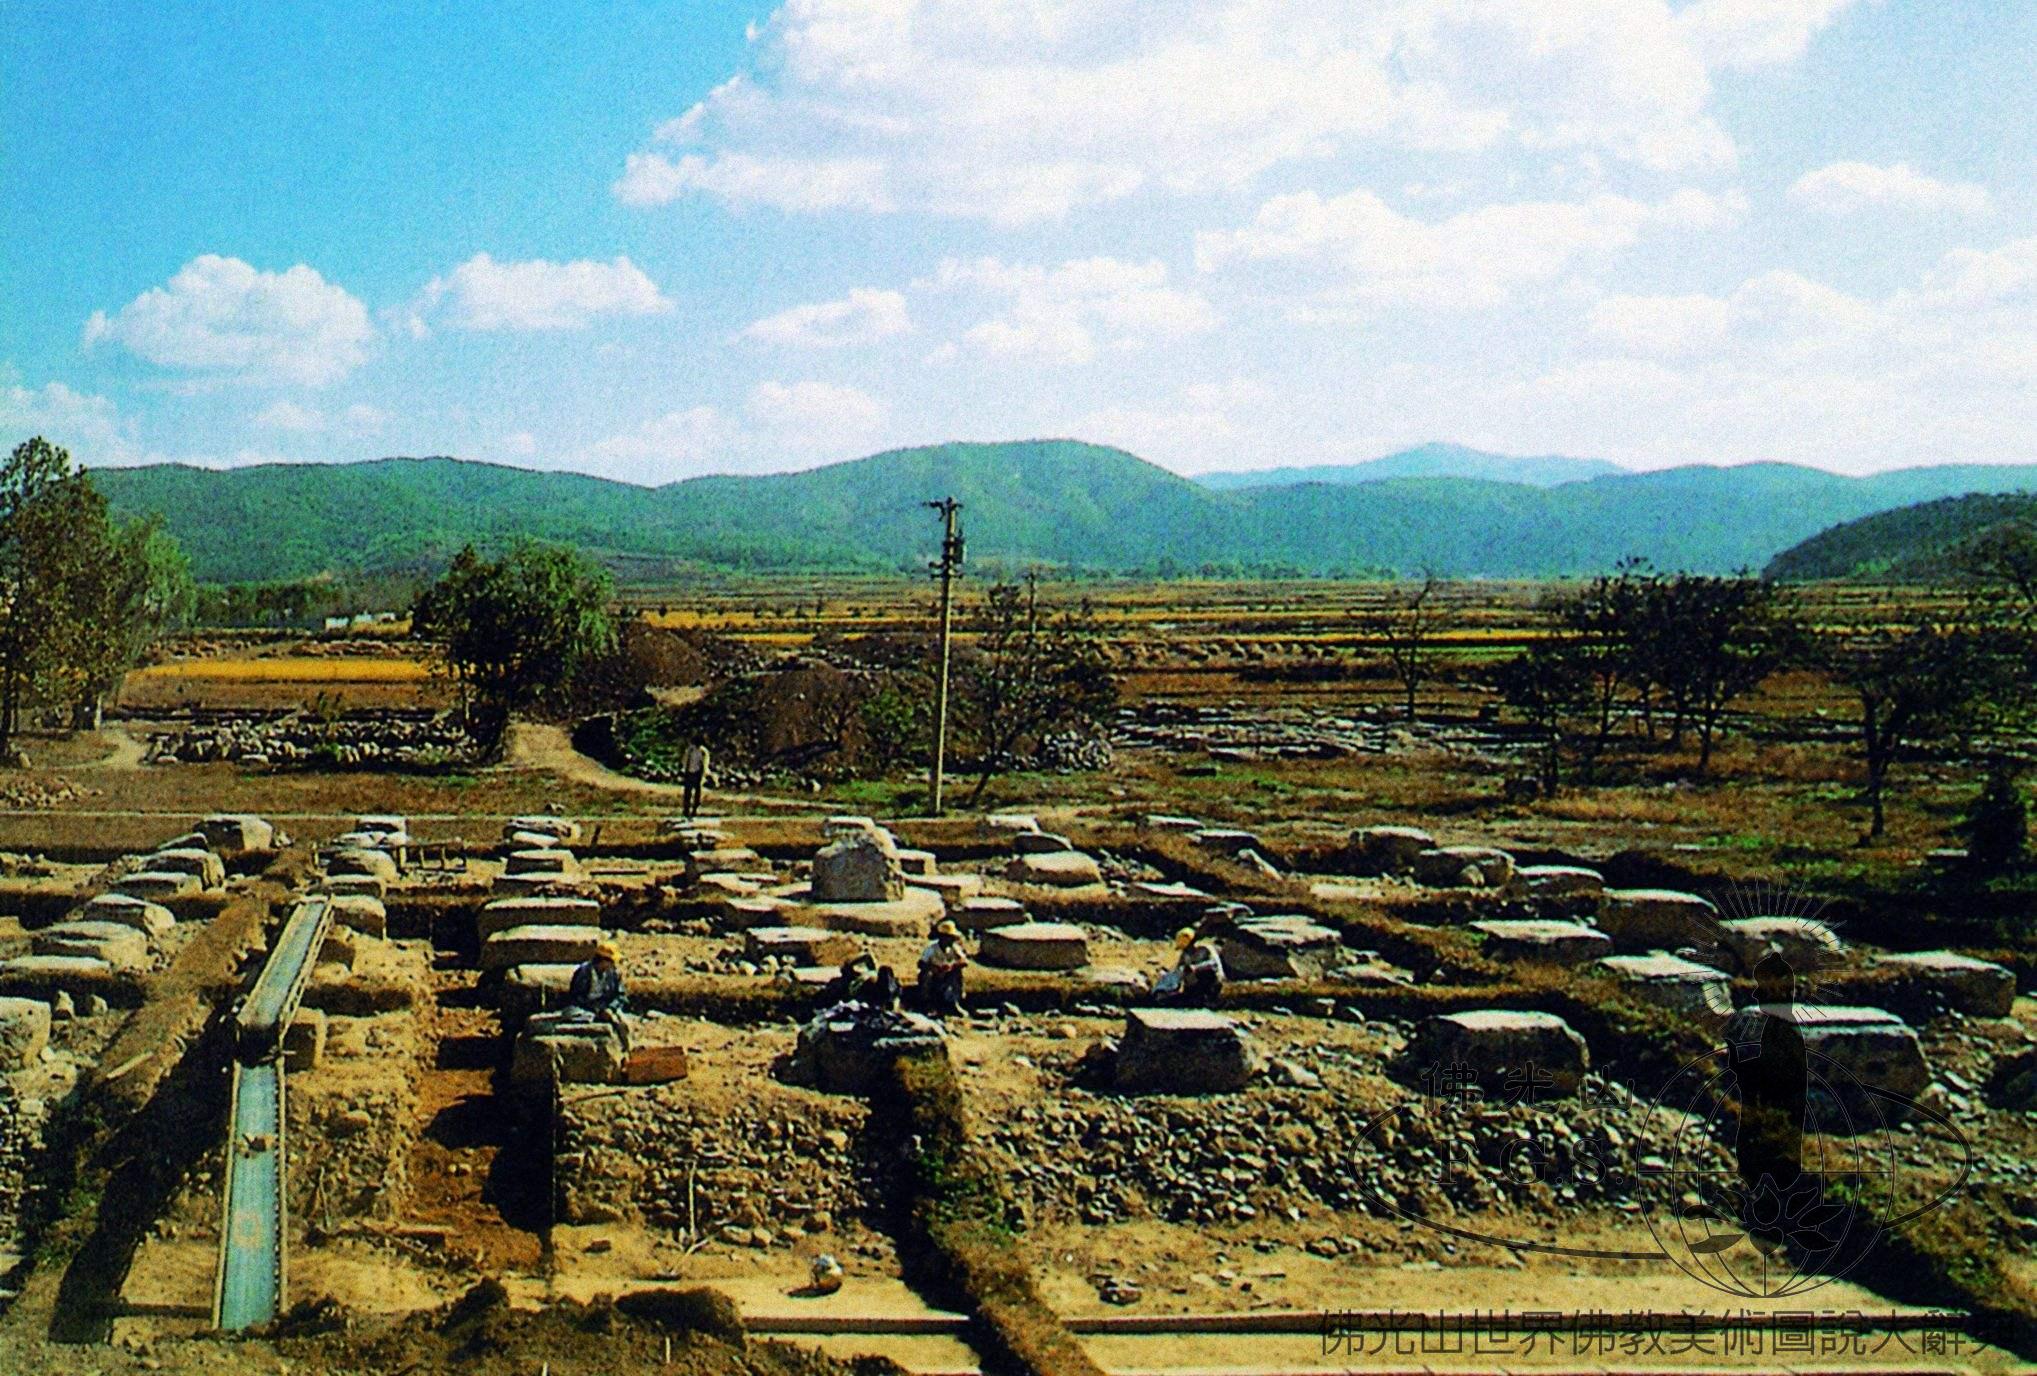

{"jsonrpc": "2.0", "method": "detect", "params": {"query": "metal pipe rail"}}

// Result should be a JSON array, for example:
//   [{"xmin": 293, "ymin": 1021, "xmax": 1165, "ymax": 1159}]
[
  {"xmin": 233, "ymin": 895, "xmax": 332, "ymax": 1063},
  {"xmin": 212, "ymin": 894, "xmax": 332, "ymax": 1332}
]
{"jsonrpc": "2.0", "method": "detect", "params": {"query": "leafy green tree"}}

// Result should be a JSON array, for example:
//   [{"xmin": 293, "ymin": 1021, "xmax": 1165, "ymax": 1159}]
[
  {"xmin": 1543, "ymin": 564, "xmax": 1649, "ymax": 782},
  {"xmin": 411, "ymin": 541, "xmax": 616, "ymax": 746},
  {"xmin": 0, "ymin": 438, "xmax": 186, "ymax": 751},
  {"xmin": 956, "ymin": 573, "xmax": 1116, "ymax": 802}
]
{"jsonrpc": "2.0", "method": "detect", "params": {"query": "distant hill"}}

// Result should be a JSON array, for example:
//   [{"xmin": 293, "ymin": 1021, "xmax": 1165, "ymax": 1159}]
[
  {"xmin": 1196, "ymin": 442, "xmax": 1624, "ymax": 489},
  {"xmin": 83, "ymin": 442, "xmax": 2037, "ymax": 584},
  {"xmin": 1766, "ymin": 492, "xmax": 2037, "ymax": 581}
]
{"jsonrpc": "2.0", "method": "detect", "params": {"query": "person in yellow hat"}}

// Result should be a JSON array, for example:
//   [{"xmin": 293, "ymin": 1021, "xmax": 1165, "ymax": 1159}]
[
  {"xmin": 917, "ymin": 919, "xmax": 968, "ymax": 1017},
  {"xmin": 1155, "ymin": 926, "xmax": 1224, "ymax": 1007},
  {"xmin": 565, "ymin": 936, "xmax": 631, "ymax": 1050}
]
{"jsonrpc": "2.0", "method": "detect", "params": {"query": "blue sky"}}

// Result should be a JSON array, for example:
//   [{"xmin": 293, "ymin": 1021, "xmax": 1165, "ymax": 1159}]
[{"xmin": 4, "ymin": 0, "xmax": 2034, "ymax": 482}]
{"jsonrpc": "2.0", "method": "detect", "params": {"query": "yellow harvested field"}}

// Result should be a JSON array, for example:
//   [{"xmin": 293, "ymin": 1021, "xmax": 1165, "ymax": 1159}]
[{"xmin": 131, "ymin": 656, "xmax": 433, "ymax": 684}]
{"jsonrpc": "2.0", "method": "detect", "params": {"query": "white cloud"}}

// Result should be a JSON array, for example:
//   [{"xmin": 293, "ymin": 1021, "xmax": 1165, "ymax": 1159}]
[
  {"xmin": 573, "ymin": 380, "xmax": 889, "ymax": 482},
  {"xmin": 1519, "ymin": 233, "xmax": 2037, "ymax": 468},
  {"xmin": 745, "ymin": 379, "xmax": 887, "ymax": 434},
  {"xmin": 253, "ymin": 399, "xmax": 327, "ymax": 432},
  {"xmin": 926, "ymin": 256, "xmax": 1215, "ymax": 363},
  {"xmin": 252, "ymin": 399, "xmax": 390, "ymax": 435},
  {"xmin": 1, "ymin": 378, "xmax": 138, "ymax": 463},
  {"xmin": 1789, "ymin": 160, "xmax": 1991, "ymax": 217},
  {"xmin": 742, "ymin": 288, "xmax": 911, "ymax": 347},
  {"xmin": 82, "ymin": 255, "xmax": 373, "ymax": 386},
  {"xmin": 1078, "ymin": 377, "xmax": 1269, "ymax": 468},
  {"xmin": 409, "ymin": 253, "xmax": 673, "ymax": 332},
  {"xmin": 1679, "ymin": 0, "xmax": 1863, "ymax": 71},
  {"xmin": 1197, "ymin": 186, "xmax": 1745, "ymax": 312},
  {"xmin": 614, "ymin": 0, "xmax": 1808, "ymax": 225},
  {"xmin": 615, "ymin": 151, "xmax": 892, "ymax": 213}
]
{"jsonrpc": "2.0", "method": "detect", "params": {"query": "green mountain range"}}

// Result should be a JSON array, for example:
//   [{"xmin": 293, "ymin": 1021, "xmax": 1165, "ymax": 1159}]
[
  {"xmin": 1765, "ymin": 492, "xmax": 2037, "ymax": 581},
  {"xmin": 84, "ymin": 440, "xmax": 2037, "ymax": 584},
  {"xmin": 1195, "ymin": 442, "xmax": 1625, "ymax": 489}
]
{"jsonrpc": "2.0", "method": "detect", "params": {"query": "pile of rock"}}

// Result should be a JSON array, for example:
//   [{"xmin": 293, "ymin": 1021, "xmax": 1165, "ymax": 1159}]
[
  {"xmin": 146, "ymin": 713, "xmax": 476, "ymax": 769},
  {"xmin": 559, "ymin": 1092, "xmax": 868, "ymax": 1239},
  {"xmin": 981, "ymin": 1045, "xmax": 1725, "ymax": 1230}
]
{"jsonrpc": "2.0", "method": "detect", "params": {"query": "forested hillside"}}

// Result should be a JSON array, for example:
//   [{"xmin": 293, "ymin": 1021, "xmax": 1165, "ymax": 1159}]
[{"xmin": 85, "ymin": 441, "xmax": 2037, "ymax": 583}]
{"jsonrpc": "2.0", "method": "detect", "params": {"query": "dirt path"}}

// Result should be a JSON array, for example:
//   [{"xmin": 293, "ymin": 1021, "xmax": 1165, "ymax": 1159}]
[
  {"xmin": 75, "ymin": 729, "xmax": 148, "ymax": 771},
  {"xmin": 499, "ymin": 722, "xmax": 812, "ymax": 814}
]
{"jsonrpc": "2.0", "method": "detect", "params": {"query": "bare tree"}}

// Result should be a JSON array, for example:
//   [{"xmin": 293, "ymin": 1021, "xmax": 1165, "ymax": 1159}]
[{"xmin": 1364, "ymin": 573, "xmax": 1449, "ymax": 721}]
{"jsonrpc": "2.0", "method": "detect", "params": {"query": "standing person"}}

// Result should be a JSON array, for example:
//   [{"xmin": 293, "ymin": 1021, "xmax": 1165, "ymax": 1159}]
[
  {"xmin": 681, "ymin": 736, "xmax": 711, "ymax": 818},
  {"xmin": 564, "ymin": 938, "xmax": 632, "ymax": 1052},
  {"xmin": 917, "ymin": 920, "xmax": 969, "ymax": 1017}
]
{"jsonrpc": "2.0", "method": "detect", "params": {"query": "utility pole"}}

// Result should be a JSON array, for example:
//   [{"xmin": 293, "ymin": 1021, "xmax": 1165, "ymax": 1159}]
[{"xmin": 927, "ymin": 497, "xmax": 963, "ymax": 815}]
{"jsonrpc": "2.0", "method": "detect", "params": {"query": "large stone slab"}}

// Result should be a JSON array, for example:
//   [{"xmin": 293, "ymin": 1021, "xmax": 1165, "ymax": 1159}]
[
  {"xmin": 1719, "ymin": 916, "xmax": 1845, "ymax": 975},
  {"xmin": 823, "ymin": 815, "xmax": 881, "ymax": 839},
  {"xmin": 905, "ymin": 872, "xmax": 984, "ymax": 904},
  {"xmin": 0, "ymin": 954, "xmax": 120, "ymax": 1001},
  {"xmin": 354, "ymin": 814, "xmax": 410, "ymax": 843},
  {"xmin": 113, "ymin": 870, "xmax": 201, "ymax": 901},
  {"xmin": 1013, "ymin": 831, "xmax": 1074, "ymax": 856},
  {"xmin": 893, "ymin": 848, "xmax": 938, "ymax": 876},
  {"xmin": 321, "ymin": 873, "xmax": 387, "ymax": 902},
  {"xmin": 1596, "ymin": 888, "xmax": 1723, "ymax": 953},
  {"xmin": 1518, "ymin": 865, "xmax": 1605, "ymax": 901},
  {"xmin": 283, "ymin": 1008, "xmax": 327, "ymax": 1073},
  {"xmin": 1142, "ymin": 814, "xmax": 1204, "ymax": 832},
  {"xmin": 982, "ymin": 814, "xmax": 1041, "ymax": 836},
  {"xmin": 1217, "ymin": 915, "xmax": 1342, "ymax": 980},
  {"xmin": 478, "ymin": 896, "xmax": 601, "ymax": 943},
  {"xmin": 1412, "ymin": 846, "xmax": 1516, "ymax": 890},
  {"xmin": 1113, "ymin": 1009, "xmax": 1261, "ymax": 1094},
  {"xmin": 1598, "ymin": 952, "xmax": 1732, "ymax": 1015},
  {"xmin": 504, "ymin": 848, "xmax": 581, "ymax": 878},
  {"xmin": 1346, "ymin": 825, "xmax": 1435, "ymax": 875},
  {"xmin": 147, "ymin": 847, "xmax": 226, "ymax": 890},
  {"xmin": 0, "ymin": 996, "xmax": 52, "ymax": 1069},
  {"xmin": 1723, "ymin": 1004, "xmax": 1930, "ymax": 1128},
  {"xmin": 491, "ymin": 872, "xmax": 594, "ymax": 899},
  {"xmin": 791, "ymin": 1006, "xmax": 947, "ymax": 1094},
  {"xmin": 978, "ymin": 922, "xmax": 1090, "ymax": 970},
  {"xmin": 80, "ymin": 893, "xmax": 174, "ymax": 939},
  {"xmin": 1005, "ymin": 850, "xmax": 1104, "ymax": 888},
  {"xmin": 1191, "ymin": 828, "xmax": 1263, "ymax": 858},
  {"xmin": 326, "ymin": 848, "xmax": 399, "ymax": 882},
  {"xmin": 745, "ymin": 926, "xmax": 856, "ymax": 967},
  {"xmin": 510, "ymin": 1012, "xmax": 626, "ymax": 1087},
  {"xmin": 809, "ymin": 886, "xmax": 948, "ymax": 937},
  {"xmin": 197, "ymin": 814, "xmax": 275, "ymax": 853},
  {"xmin": 33, "ymin": 921, "xmax": 149, "ymax": 969},
  {"xmin": 1403, "ymin": 1010, "xmax": 1589, "ymax": 1098},
  {"xmin": 812, "ymin": 833, "xmax": 905, "ymax": 903},
  {"xmin": 327, "ymin": 894, "xmax": 388, "ymax": 938},
  {"xmin": 955, "ymin": 896, "xmax": 1027, "ymax": 933},
  {"xmin": 1472, "ymin": 919, "xmax": 1613, "ymax": 967},
  {"xmin": 500, "ymin": 963, "xmax": 580, "ymax": 1018},
  {"xmin": 508, "ymin": 815, "xmax": 582, "ymax": 845},
  {"xmin": 684, "ymin": 847, "xmax": 766, "ymax": 879},
  {"xmin": 1875, "ymin": 951, "xmax": 2016, "ymax": 1018},
  {"xmin": 481, "ymin": 924, "xmax": 608, "ymax": 972}
]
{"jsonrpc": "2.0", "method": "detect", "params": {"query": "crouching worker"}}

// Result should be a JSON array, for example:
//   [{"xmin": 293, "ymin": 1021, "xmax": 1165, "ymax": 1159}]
[
  {"xmin": 564, "ymin": 938, "xmax": 632, "ymax": 1052},
  {"xmin": 917, "ymin": 920, "xmax": 969, "ymax": 1017},
  {"xmin": 821, "ymin": 952, "xmax": 900, "ymax": 1011},
  {"xmin": 1154, "ymin": 927, "xmax": 1224, "ymax": 1007}
]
